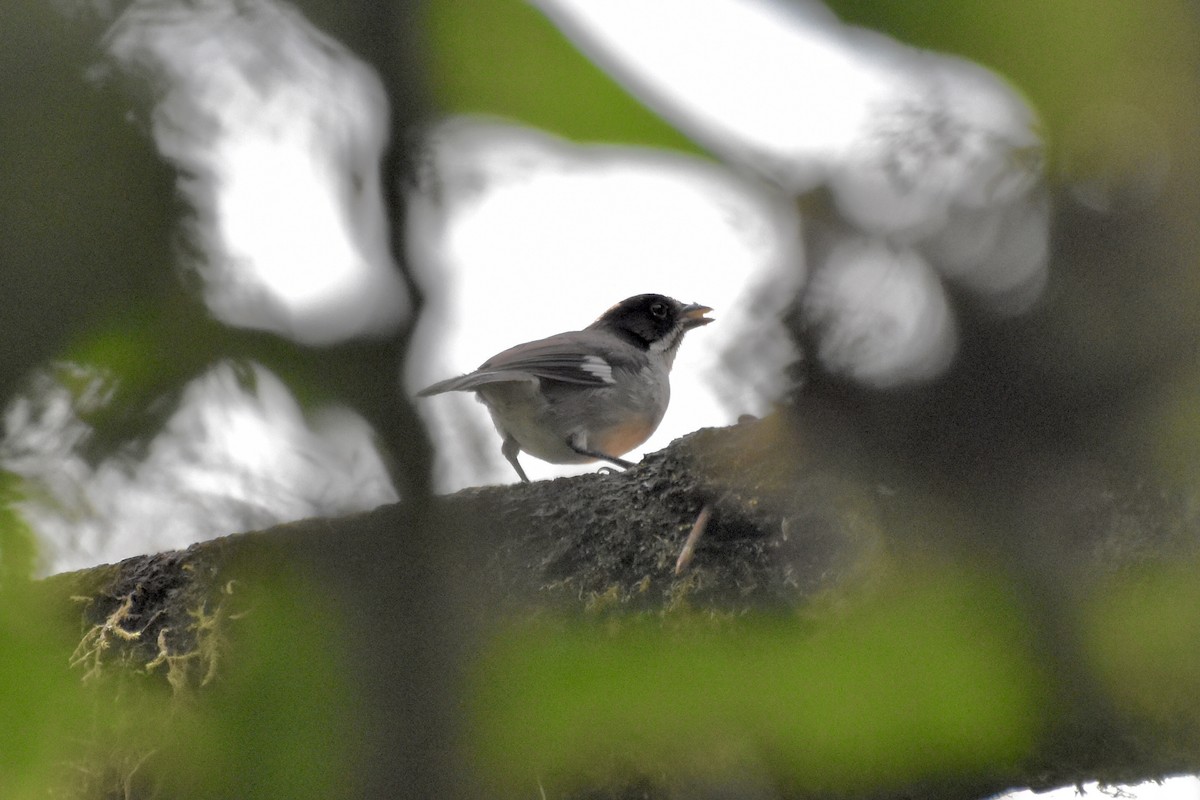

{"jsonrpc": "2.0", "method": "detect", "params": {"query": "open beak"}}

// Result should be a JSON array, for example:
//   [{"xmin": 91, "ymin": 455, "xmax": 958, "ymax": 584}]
[{"xmin": 680, "ymin": 302, "xmax": 714, "ymax": 329}]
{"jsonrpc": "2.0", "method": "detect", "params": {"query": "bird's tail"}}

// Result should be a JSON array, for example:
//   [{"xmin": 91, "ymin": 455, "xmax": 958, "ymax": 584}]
[
  {"xmin": 418, "ymin": 369, "xmax": 535, "ymax": 397},
  {"xmin": 416, "ymin": 374, "xmax": 474, "ymax": 397}
]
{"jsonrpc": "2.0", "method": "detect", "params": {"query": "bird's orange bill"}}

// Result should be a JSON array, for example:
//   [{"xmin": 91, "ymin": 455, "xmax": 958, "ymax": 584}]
[{"xmin": 681, "ymin": 304, "xmax": 714, "ymax": 327}]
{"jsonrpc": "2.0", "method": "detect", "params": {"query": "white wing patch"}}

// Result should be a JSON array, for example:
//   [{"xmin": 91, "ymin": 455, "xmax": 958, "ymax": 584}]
[{"xmin": 581, "ymin": 355, "xmax": 616, "ymax": 384}]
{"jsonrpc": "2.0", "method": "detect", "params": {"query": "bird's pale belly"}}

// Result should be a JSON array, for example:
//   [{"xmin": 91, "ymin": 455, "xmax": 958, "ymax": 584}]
[
  {"xmin": 486, "ymin": 406, "xmax": 658, "ymax": 464},
  {"xmin": 477, "ymin": 379, "xmax": 661, "ymax": 464}
]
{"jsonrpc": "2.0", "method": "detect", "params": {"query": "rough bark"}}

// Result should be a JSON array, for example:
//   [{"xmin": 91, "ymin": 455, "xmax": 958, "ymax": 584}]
[{"xmin": 41, "ymin": 413, "xmax": 1200, "ymax": 800}]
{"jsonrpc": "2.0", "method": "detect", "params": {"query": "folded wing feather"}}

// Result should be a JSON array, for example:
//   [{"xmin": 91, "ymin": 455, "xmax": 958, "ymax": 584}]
[{"xmin": 417, "ymin": 333, "xmax": 625, "ymax": 397}]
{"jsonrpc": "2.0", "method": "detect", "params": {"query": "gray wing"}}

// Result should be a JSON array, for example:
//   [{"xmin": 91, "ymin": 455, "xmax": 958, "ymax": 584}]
[{"xmin": 417, "ymin": 332, "xmax": 637, "ymax": 397}]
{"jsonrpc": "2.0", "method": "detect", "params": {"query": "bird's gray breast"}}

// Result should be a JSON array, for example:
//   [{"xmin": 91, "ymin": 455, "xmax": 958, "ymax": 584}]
[{"xmin": 476, "ymin": 361, "xmax": 670, "ymax": 463}]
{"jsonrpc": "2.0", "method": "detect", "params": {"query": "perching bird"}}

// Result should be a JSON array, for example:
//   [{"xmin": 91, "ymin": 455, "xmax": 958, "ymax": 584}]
[{"xmin": 418, "ymin": 293, "xmax": 713, "ymax": 482}]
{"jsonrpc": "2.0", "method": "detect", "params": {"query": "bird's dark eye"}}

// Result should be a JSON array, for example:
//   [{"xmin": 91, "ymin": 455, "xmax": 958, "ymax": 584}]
[{"xmin": 649, "ymin": 302, "xmax": 668, "ymax": 318}]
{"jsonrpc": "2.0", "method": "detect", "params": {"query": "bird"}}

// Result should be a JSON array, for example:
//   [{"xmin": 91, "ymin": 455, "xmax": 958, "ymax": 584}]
[{"xmin": 417, "ymin": 293, "xmax": 713, "ymax": 483}]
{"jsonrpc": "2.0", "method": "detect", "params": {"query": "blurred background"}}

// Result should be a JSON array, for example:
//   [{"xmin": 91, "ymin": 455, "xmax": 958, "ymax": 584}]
[
  {"xmin": 3, "ymin": 0, "xmax": 1200, "ymax": 797},
  {"xmin": 5, "ymin": 0, "xmax": 1197, "ymax": 566}
]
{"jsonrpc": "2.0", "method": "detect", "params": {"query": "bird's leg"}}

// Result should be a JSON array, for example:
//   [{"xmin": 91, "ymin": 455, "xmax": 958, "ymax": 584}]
[
  {"xmin": 501, "ymin": 436, "xmax": 530, "ymax": 483},
  {"xmin": 568, "ymin": 438, "xmax": 634, "ymax": 470}
]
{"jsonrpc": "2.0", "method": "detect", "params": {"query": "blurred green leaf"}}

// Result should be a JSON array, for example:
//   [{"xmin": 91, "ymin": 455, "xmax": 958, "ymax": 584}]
[
  {"xmin": 57, "ymin": 300, "xmax": 213, "ymax": 462},
  {"xmin": 0, "ymin": 471, "xmax": 36, "ymax": 585},
  {"xmin": 0, "ymin": 589, "xmax": 88, "ymax": 799},
  {"xmin": 0, "ymin": 561, "xmax": 355, "ymax": 798},
  {"xmin": 1131, "ymin": 365, "xmax": 1200, "ymax": 487},
  {"xmin": 826, "ymin": 0, "xmax": 1200, "ymax": 178},
  {"xmin": 1085, "ymin": 561, "xmax": 1200, "ymax": 720},
  {"xmin": 471, "ymin": 566, "xmax": 1041, "ymax": 793},
  {"xmin": 426, "ymin": 0, "xmax": 700, "ymax": 152},
  {"xmin": 65, "ymin": 306, "xmax": 165, "ymax": 402},
  {"xmin": 160, "ymin": 572, "xmax": 356, "ymax": 800}
]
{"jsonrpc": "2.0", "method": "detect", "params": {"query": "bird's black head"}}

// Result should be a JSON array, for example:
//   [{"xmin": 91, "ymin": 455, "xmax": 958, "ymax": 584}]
[{"xmin": 588, "ymin": 293, "xmax": 713, "ymax": 351}]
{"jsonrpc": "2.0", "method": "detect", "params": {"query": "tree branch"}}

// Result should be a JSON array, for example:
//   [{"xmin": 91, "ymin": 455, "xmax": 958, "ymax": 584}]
[{"xmin": 43, "ymin": 415, "xmax": 1200, "ymax": 799}]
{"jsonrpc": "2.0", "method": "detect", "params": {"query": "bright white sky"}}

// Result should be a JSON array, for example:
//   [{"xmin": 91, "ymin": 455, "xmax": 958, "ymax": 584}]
[
  {"xmin": 86, "ymin": 0, "xmax": 1050, "ymax": 496},
  {"xmin": 1005, "ymin": 778, "xmax": 1200, "ymax": 800},
  {"xmin": 0, "ymin": 0, "xmax": 1060, "ymax": 559},
  {"xmin": 408, "ymin": 0, "xmax": 1046, "ymax": 486}
]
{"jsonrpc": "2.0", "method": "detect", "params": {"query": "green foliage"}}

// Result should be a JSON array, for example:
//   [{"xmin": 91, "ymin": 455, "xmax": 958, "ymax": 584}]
[
  {"xmin": 0, "ymin": 565, "xmax": 353, "ymax": 800},
  {"xmin": 64, "ymin": 305, "xmax": 171, "ymax": 409},
  {"xmin": 0, "ymin": 472, "xmax": 36, "ymax": 586},
  {"xmin": 158, "ymin": 574, "xmax": 355, "ymax": 800},
  {"xmin": 1085, "ymin": 560, "xmax": 1200, "ymax": 721},
  {"xmin": 0, "ymin": 589, "xmax": 88, "ymax": 799},
  {"xmin": 0, "ymin": 487, "xmax": 71, "ymax": 799},
  {"xmin": 826, "ymin": 0, "xmax": 1200, "ymax": 178},
  {"xmin": 57, "ymin": 300, "xmax": 217, "ymax": 460},
  {"xmin": 426, "ymin": 0, "xmax": 699, "ymax": 152},
  {"xmin": 1133, "ymin": 364, "xmax": 1200, "ymax": 490},
  {"xmin": 471, "ymin": 565, "xmax": 1042, "ymax": 794}
]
